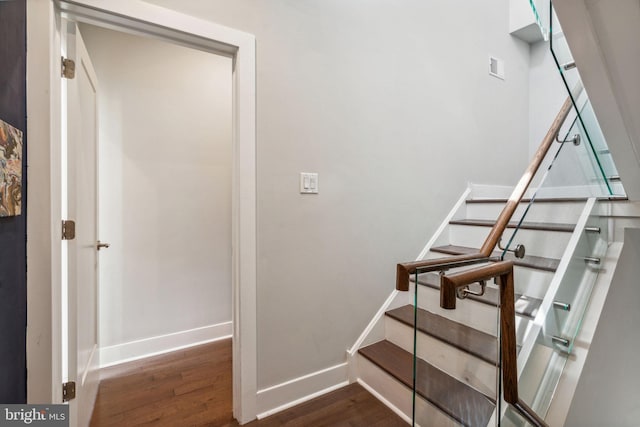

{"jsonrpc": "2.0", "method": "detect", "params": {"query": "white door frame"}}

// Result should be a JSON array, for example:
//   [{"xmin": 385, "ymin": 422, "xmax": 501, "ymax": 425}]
[{"xmin": 26, "ymin": 0, "xmax": 257, "ymax": 423}]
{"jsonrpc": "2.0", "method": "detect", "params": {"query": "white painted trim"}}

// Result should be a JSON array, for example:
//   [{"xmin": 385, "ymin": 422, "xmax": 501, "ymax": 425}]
[
  {"xmin": 545, "ymin": 241, "xmax": 623, "ymax": 426},
  {"xmin": 26, "ymin": 0, "xmax": 63, "ymax": 404},
  {"xmin": 27, "ymin": 1, "xmax": 257, "ymax": 422},
  {"xmin": 516, "ymin": 198, "xmax": 596, "ymax": 375},
  {"xmin": 82, "ymin": 344, "xmax": 98, "ymax": 385},
  {"xmin": 256, "ymin": 363, "xmax": 349, "ymax": 419},
  {"xmin": 347, "ymin": 290, "xmax": 398, "ymax": 358},
  {"xmin": 357, "ymin": 379, "xmax": 412, "ymax": 425},
  {"xmin": 99, "ymin": 322, "xmax": 232, "ymax": 368}
]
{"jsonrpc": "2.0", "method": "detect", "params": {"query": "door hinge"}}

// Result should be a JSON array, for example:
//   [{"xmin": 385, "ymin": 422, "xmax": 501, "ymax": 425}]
[
  {"xmin": 61, "ymin": 57, "xmax": 76, "ymax": 79},
  {"xmin": 62, "ymin": 381, "xmax": 76, "ymax": 402},
  {"xmin": 62, "ymin": 220, "xmax": 76, "ymax": 240}
]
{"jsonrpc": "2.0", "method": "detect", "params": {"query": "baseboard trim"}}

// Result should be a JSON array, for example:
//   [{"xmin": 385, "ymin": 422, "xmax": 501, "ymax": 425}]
[
  {"xmin": 356, "ymin": 378, "xmax": 412, "ymax": 425},
  {"xmin": 99, "ymin": 321, "xmax": 232, "ymax": 368},
  {"xmin": 256, "ymin": 362, "xmax": 349, "ymax": 419}
]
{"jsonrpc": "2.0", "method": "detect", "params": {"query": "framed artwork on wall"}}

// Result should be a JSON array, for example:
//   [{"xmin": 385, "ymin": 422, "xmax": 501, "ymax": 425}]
[{"xmin": 0, "ymin": 118, "xmax": 23, "ymax": 217}]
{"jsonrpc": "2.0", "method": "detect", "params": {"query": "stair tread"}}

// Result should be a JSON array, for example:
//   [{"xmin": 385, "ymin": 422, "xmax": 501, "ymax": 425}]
[
  {"xmin": 449, "ymin": 218, "xmax": 575, "ymax": 233},
  {"xmin": 430, "ymin": 244, "xmax": 559, "ymax": 272},
  {"xmin": 359, "ymin": 340, "xmax": 495, "ymax": 427},
  {"xmin": 465, "ymin": 196, "xmax": 626, "ymax": 203},
  {"xmin": 465, "ymin": 197, "xmax": 588, "ymax": 204},
  {"xmin": 411, "ymin": 273, "xmax": 541, "ymax": 319},
  {"xmin": 386, "ymin": 305, "xmax": 498, "ymax": 365}
]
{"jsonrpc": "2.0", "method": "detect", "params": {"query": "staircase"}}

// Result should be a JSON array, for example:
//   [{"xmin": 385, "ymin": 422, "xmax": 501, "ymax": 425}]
[
  {"xmin": 347, "ymin": 1, "xmax": 639, "ymax": 423},
  {"xmin": 353, "ymin": 190, "xmax": 596, "ymax": 426}
]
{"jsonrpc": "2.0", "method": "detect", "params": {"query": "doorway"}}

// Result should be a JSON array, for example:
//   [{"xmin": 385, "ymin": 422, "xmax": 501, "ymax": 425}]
[
  {"xmin": 26, "ymin": 1, "xmax": 257, "ymax": 425},
  {"xmin": 78, "ymin": 23, "xmax": 234, "ymax": 368}
]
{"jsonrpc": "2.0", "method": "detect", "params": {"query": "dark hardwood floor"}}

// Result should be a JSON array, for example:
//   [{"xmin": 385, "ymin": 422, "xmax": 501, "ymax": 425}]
[{"xmin": 90, "ymin": 339, "xmax": 406, "ymax": 426}]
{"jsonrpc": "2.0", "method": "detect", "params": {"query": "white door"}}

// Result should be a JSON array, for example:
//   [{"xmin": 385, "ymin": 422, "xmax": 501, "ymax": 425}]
[{"xmin": 65, "ymin": 22, "xmax": 101, "ymax": 427}]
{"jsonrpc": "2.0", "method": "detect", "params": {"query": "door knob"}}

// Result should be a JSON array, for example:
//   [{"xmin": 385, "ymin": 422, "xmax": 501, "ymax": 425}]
[{"xmin": 97, "ymin": 241, "xmax": 110, "ymax": 250}]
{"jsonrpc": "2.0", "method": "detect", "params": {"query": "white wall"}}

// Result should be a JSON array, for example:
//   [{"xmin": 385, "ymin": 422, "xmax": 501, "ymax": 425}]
[
  {"xmin": 79, "ymin": 24, "xmax": 233, "ymax": 359},
  {"xmin": 142, "ymin": 0, "xmax": 532, "ymax": 391},
  {"xmin": 564, "ymin": 228, "xmax": 640, "ymax": 427},
  {"xmin": 528, "ymin": 40, "xmax": 565, "ymax": 158}
]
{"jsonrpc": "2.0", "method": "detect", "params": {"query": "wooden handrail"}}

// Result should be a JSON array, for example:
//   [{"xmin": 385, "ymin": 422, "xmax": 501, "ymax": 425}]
[
  {"xmin": 440, "ymin": 261, "xmax": 548, "ymax": 427},
  {"xmin": 395, "ymin": 95, "xmax": 574, "ymax": 292}
]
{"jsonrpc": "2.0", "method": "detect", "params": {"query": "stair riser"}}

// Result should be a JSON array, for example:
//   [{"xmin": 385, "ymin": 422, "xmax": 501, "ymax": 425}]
[
  {"xmin": 448, "ymin": 225, "xmax": 572, "ymax": 260},
  {"xmin": 423, "ymin": 253, "xmax": 555, "ymax": 300},
  {"xmin": 385, "ymin": 317, "xmax": 497, "ymax": 398},
  {"xmin": 512, "ymin": 267, "xmax": 555, "ymax": 300},
  {"xmin": 464, "ymin": 202, "xmax": 585, "ymax": 224},
  {"xmin": 357, "ymin": 354, "xmax": 464, "ymax": 427},
  {"xmin": 415, "ymin": 285, "xmax": 534, "ymax": 343}
]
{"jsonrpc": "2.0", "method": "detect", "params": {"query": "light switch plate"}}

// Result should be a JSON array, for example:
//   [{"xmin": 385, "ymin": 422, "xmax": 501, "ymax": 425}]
[{"xmin": 300, "ymin": 172, "xmax": 319, "ymax": 194}]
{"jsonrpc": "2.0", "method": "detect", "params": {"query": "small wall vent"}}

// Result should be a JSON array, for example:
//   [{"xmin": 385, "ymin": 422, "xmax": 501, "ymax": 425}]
[{"xmin": 489, "ymin": 56, "xmax": 505, "ymax": 80}]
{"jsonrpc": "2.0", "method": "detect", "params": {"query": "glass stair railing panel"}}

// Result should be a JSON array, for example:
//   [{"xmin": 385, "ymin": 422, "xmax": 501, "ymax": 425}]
[
  {"xmin": 549, "ymin": 0, "xmax": 624, "ymax": 197},
  {"xmin": 544, "ymin": 207, "xmax": 607, "ymax": 355},
  {"xmin": 411, "ymin": 268, "xmax": 501, "ymax": 427},
  {"xmin": 498, "ymin": 207, "xmax": 607, "ymax": 425},
  {"xmin": 527, "ymin": 0, "xmax": 551, "ymax": 41},
  {"xmin": 500, "ymin": 109, "xmax": 611, "ymax": 265},
  {"xmin": 575, "ymin": 102, "xmax": 625, "ymax": 195},
  {"xmin": 496, "ymin": 101, "xmax": 610, "ymax": 423},
  {"xmin": 543, "ymin": 114, "xmax": 614, "ymax": 197}
]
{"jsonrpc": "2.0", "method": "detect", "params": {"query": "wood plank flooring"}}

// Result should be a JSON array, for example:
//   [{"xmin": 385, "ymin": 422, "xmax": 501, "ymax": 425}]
[{"xmin": 90, "ymin": 339, "xmax": 406, "ymax": 426}]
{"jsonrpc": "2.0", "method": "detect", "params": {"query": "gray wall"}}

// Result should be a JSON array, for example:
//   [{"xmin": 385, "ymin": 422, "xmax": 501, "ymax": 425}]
[
  {"xmin": 565, "ymin": 228, "xmax": 640, "ymax": 426},
  {"xmin": 145, "ymin": 0, "xmax": 532, "ymax": 390},
  {"xmin": 79, "ymin": 25, "xmax": 233, "ymax": 352},
  {"xmin": 528, "ymin": 40, "xmax": 565, "ymax": 159}
]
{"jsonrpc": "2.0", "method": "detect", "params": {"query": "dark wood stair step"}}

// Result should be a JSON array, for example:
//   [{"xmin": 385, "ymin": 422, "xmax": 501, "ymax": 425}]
[
  {"xmin": 465, "ymin": 197, "xmax": 588, "ymax": 204},
  {"xmin": 411, "ymin": 273, "xmax": 541, "ymax": 319},
  {"xmin": 465, "ymin": 196, "xmax": 626, "ymax": 204},
  {"xmin": 359, "ymin": 340, "xmax": 495, "ymax": 427},
  {"xmin": 386, "ymin": 305, "xmax": 498, "ymax": 365},
  {"xmin": 430, "ymin": 244, "xmax": 559, "ymax": 272},
  {"xmin": 449, "ymin": 218, "xmax": 575, "ymax": 233}
]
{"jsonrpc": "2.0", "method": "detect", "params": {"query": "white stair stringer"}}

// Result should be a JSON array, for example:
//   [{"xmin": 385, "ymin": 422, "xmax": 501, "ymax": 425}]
[
  {"xmin": 492, "ymin": 198, "xmax": 604, "ymax": 424},
  {"xmin": 515, "ymin": 198, "xmax": 598, "ymax": 378},
  {"xmin": 545, "ymin": 241, "xmax": 623, "ymax": 425}
]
